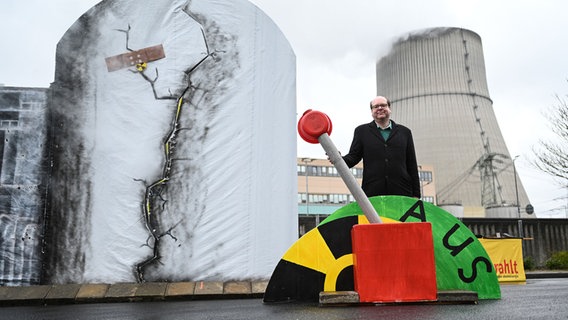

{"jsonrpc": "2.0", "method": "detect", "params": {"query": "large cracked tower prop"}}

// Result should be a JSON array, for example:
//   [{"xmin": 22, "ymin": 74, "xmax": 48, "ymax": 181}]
[{"xmin": 44, "ymin": 0, "xmax": 297, "ymax": 284}]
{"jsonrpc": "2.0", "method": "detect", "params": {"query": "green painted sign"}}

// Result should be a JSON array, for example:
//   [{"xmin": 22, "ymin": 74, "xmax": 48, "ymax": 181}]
[
  {"xmin": 321, "ymin": 196, "xmax": 501, "ymax": 299},
  {"xmin": 264, "ymin": 195, "xmax": 500, "ymax": 302}
]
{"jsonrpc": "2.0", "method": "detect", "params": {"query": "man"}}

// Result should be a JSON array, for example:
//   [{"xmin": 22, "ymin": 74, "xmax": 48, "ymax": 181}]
[{"xmin": 342, "ymin": 96, "xmax": 421, "ymax": 198}]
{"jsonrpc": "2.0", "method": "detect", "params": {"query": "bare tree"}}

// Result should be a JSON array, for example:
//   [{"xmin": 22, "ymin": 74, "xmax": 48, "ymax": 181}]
[{"xmin": 532, "ymin": 92, "xmax": 568, "ymax": 183}]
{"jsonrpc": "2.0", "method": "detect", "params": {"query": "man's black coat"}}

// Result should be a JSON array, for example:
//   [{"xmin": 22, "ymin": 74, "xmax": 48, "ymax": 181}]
[{"xmin": 343, "ymin": 120, "xmax": 421, "ymax": 198}]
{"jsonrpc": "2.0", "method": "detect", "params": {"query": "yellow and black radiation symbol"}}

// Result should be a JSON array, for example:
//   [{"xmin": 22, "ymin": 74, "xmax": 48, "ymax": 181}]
[{"xmin": 263, "ymin": 215, "xmax": 397, "ymax": 302}]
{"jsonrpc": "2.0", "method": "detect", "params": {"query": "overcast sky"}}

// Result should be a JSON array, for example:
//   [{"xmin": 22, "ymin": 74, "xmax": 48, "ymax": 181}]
[{"xmin": 1, "ymin": 0, "xmax": 568, "ymax": 217}]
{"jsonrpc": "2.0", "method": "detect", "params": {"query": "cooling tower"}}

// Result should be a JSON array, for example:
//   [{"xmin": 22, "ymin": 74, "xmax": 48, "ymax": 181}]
[{"xmin": 376, "ymin": 27, "xmax": 531, "ymax": 218}]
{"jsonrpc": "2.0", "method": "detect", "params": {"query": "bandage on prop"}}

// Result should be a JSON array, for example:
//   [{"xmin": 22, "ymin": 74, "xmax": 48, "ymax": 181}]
[{"xmin": 105, "ymin": 44, "xmax": 166, "ymax": 72}]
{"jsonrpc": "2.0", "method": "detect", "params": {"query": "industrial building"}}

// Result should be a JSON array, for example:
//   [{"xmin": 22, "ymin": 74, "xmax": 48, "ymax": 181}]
[
  {"xmin": 376, "ymin": 27, "xmax": 531, "ymax": 218},
  {"xmin": 297, "ymin": 157, "xmax": 436, "ymax": 235},
  {"xmin": 0, "ymin": 86, "xmax": 48, "ymax": 285}
]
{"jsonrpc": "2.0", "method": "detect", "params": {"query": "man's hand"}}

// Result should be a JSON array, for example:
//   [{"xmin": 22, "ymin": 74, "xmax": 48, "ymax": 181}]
[{"xmin": 327, "ymin": 151, "xmax": 341, "ymax": 164}]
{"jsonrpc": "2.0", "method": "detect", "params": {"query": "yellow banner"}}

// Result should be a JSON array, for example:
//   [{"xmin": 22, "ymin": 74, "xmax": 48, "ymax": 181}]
[{"xmin": 479, "ymin": 238, "xmax": 526, "ymax": 283}]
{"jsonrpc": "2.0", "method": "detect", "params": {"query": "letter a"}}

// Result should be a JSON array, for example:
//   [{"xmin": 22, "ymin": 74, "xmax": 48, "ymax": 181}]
[{"xmin": 400, "ymin": 200, "xmax": 427, "ymax": 222}]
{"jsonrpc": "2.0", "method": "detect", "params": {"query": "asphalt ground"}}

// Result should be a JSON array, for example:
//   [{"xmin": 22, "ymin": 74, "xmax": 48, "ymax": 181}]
[{"xmin": 0, "ymin": 271, "xmax": 566, "ymax": 307}]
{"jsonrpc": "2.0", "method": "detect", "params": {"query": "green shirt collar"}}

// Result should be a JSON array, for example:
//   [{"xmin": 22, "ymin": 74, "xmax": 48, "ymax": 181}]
[
  {"xmin": 377, "ymin": 121, "xmax": 392, "ymax": 140},
  {"xmin": 376, "ymin": 120, "xmax": 392, "ymax": 130}
]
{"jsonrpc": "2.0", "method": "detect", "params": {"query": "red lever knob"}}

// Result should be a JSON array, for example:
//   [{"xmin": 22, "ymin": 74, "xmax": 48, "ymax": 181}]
[{"xmin": 297, "ymin": 109, "xmax": 333, "ymax": 144}]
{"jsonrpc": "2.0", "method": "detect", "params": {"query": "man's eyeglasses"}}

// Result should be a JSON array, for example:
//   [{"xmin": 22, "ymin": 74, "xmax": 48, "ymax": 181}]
[{"xmin": 371, "ymin": 104, "xmax": 389, "ymax": 109}]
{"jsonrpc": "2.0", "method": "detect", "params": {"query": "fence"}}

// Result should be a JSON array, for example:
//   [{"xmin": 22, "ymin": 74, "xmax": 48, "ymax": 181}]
[{"xmin": 463, "ymin": 218, "xmax": 568, "ymax": 267}]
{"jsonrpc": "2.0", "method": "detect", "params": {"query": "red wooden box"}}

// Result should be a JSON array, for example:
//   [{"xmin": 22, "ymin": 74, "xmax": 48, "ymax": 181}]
[{"xmin": 351, "ymin": 222, "xmax": 437, "ymax": 303}]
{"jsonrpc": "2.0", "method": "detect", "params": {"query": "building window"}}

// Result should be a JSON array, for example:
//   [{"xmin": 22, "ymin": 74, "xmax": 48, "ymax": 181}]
[
  {"xmin": 0, "ymin": 120, "xmax": 18, "ymax": 128},
  {"xmin": 0, "ymin": 111, "xmax": 19, "ymax": 129},
  {"xmin": 419, "ymin": 170, "xmax": 433, "ymax": 182},
  {"xmin": 298, "ymin": 193, "xmax": 356, "ymax": 205},
  {"xmin": 329, "ymin": 166, "xmax": 338, "ymax": 176},
  {"xmin": 298, "ymin": 163, "xmax": 361, "ymax": 178},
  {"xmin": 0, "ymin": 92, "xmax": 20, "ymax": 109},
  {"xmin": 353, "ymin": 168, "xmax": 363, "ymax": 178},
  {"xmin": 308, "ymin": 166, "xmax": 318, "ymax": 176}
]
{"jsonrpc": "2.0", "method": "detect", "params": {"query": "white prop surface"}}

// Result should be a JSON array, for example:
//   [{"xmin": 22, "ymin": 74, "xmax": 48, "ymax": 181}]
[{"xmin": 48, "ymin": 0, "xmax": 297, "ymax": 283}]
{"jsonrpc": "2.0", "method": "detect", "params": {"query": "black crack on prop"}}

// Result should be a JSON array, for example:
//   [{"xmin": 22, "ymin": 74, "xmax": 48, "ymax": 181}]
[{"xmin": 112, "ymin": 10, "xmax": 220, "ymax": 283}]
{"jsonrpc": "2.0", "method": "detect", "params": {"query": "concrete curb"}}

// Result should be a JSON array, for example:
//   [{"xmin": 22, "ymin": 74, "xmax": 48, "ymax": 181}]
[
  {"xmin": 525, "ymin": 271, "xmax": 568, "ymax": 279},
  {"xmin": 0, "ymin": 271, "xmax": 566, "ymax": 307},
  {"xmin": 0, "ymin": 281, "xmax": 268, "ymax": 307}
]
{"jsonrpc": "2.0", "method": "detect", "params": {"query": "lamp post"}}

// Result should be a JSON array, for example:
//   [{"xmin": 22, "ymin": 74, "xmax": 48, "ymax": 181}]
[
  {"xmin": 301, "ymin": 158, "xmax": 316, "ymax": 225},
  {"xmin": 513, "ymin": 155, "xmax": 523, "ymax": 238}
]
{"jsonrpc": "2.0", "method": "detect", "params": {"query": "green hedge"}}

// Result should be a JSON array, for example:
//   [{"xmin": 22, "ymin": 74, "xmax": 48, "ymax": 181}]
[
  {"xmin": 546, "ymin": 251, "xmax": 568, "ymax": 270},
  {"xmin": 523, "ymin": 256, "xmax": 536, "ymax": 271}
]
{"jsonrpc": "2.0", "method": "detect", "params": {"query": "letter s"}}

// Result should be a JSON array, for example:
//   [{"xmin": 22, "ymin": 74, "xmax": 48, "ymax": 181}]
[{"xmin": 458, "ymin": 256, "xmax": 493, "ymax": 283}]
